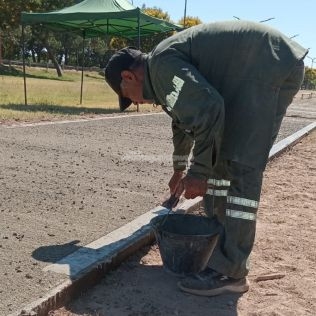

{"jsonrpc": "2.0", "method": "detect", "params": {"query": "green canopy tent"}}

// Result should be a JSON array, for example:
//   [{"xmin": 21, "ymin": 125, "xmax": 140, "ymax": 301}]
[{"xmin": 21, "ymin": 0, "xmax": 182, "ymax": 105}]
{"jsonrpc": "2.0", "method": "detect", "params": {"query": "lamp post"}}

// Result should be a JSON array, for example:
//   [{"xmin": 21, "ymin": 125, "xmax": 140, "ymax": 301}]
[
  {"xmin": 183, "ymin": 0, "xmax": 187, "ymax": 28},
  {"xmin": 307, "ymin": 56, "xmax": 316, "ymax": 69}
]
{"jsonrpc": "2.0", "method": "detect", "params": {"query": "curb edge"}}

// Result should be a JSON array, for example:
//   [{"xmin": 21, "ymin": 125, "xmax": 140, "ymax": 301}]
[{"xmin": 11, "ymin": 122, "xmax": 316, "ymax": 316}]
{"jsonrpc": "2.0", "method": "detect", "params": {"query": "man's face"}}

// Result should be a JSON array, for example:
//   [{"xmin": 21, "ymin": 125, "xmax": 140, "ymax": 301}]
[{"xmin": 120, "ymin": 70, "xmax": 153, "ymax": 105}]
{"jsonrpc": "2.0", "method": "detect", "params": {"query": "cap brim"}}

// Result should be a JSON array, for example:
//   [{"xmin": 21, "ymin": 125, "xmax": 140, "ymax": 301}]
[{"xmin": 119, "ymin": 96, "xmax": 132, "ymax": 112}]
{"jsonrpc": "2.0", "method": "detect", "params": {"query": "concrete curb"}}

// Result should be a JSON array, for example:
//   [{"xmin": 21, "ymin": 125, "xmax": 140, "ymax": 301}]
[
  {"xmin": 268, "ymin": 122, "xmax": 316, "ymax": 160},
  {"xmin": 11, "ymin": 122, "xmax": 316, "ymax": 316}
]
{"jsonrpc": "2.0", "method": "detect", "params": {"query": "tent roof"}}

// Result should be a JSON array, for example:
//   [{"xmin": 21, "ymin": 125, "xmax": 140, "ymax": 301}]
[{"xmin": 21, "ymin": 0, "xmax": 182, "ymax": 38}]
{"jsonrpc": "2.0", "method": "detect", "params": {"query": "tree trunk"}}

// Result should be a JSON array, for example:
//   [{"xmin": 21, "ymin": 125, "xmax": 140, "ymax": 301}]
[
  {"xmin": 31, "ymin": 50, "xmax": 36, "ymax": 63},
  {"xmin": 44, "ymin": 40, "xmax": 62, "ymax": 77},
  {"xmin": 0, "ymin": 32, "xmax": 2, "ymax": 64}
]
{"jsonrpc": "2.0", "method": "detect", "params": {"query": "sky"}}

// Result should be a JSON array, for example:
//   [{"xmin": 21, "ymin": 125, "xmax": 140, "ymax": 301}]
[{"xmin": 131, "ymin": 0, "xmax": 316, "ymax": 67}]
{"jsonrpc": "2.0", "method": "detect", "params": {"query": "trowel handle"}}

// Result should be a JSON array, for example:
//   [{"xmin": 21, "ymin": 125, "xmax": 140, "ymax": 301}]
[{"xmin": 162, "ymin": 194, "xmax": 179, "ymax": 210}]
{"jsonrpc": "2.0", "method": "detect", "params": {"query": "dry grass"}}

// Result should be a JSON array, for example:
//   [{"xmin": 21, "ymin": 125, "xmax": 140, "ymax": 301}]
[{"xmin": 0, "ymin": 65, "xmax": 160, "ymax": 123}]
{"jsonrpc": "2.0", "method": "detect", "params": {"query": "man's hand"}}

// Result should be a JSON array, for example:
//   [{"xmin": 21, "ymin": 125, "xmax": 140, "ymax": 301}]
[
  {"xmin": 168, "ymin": 170, "xmax": 184, "ymax": 195},
  {"xmin": 175, "ymin": 175, "xmax": 207, "ymax": 199}
]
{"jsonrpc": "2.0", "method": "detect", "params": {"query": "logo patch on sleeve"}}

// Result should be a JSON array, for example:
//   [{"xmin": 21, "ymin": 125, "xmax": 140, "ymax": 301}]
[{"xmin": 166, "ymin": 76, "xmax": 184, "ymax": 109}]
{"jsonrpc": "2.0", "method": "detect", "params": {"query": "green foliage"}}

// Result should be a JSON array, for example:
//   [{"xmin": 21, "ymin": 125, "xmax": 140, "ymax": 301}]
[
  {"xmin": 0, "ymin": 1, "xmax": 180, "ymax": 66},
  {"xmin": 303, "ymin": 67, "xmax": 316, "ymax": 89},
  {"xmin": 107, "ymin": 6, "xmax": 175, "ymax": 53},
  {"xmin": 38, "ymin": 0, "xmax": 77, "ymax": 12},
  {"xmin": 0, "ymin": 0, "xmax": 40, "ymax": 30},
  {"xmin": 0, "ymin": 0, "xmax": 79, "ymax": 62},
  {"xmin": 109, "ymin": 37, "xmax": 128, "ymax": 50},
  {"xmin": 137, "ymin": 6, "xmax": 175, "ymax": 52}
]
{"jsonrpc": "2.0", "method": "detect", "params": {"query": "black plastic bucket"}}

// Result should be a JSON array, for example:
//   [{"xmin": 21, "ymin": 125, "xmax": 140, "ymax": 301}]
[{"xmin": 150, "ymin": 214, "xmax": 221, "ymax": 276}]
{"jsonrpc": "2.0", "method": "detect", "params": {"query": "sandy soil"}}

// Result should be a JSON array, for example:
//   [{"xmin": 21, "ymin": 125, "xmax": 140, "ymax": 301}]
[
  {"xmin": 51, "ymin": 129, "xmax": 316, "ymax": 316},
  {"xmin": 0, "ymin": 95, "xmax": 315, "ymax": 315}
]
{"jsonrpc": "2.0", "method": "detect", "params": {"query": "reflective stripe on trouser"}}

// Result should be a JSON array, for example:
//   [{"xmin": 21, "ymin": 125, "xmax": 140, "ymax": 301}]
[
  {"xmin": 203, "ymin": 161, "xmax": 263, "ymax": 279},
  {"xmin": 203, "ymin": 61, "xmax": 303, "ymax": 278}
]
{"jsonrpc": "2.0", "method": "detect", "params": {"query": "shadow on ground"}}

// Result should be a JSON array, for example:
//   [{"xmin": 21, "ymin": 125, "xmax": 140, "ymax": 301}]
[
  {"xmin": 0, "ymin": 103, "xmax": 121, "ymax": 115},
  {"xmin": 48, "ymin": 245, "xmax": 241, "ymax": 316},
  {"xmin": 0, "ymin": 64, "xmax": 76, "ymax": 81}
]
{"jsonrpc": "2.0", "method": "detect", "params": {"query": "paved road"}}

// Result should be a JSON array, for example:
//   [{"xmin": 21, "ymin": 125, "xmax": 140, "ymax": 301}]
[{"xmin": 0, "ymin": 98, "xmax": 315, "ymax": 314}]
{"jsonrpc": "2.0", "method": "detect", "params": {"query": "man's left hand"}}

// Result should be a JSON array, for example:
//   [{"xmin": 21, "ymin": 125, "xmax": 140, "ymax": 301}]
[{"xmin": 175, "ymin": 175, "xmax": 207, "ymax": 199}]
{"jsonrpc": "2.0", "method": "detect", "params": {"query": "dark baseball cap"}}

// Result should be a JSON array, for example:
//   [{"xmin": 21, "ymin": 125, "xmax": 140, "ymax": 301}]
[{"xmin": 104, "ymin": 47, "xmax": 142, "ymax": 111}]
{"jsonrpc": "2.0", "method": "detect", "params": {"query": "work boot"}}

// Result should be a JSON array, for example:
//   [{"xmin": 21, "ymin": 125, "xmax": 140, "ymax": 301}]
[{"xmin": 177, "ymin": 268, "xmax": 249, "ymax": 296}]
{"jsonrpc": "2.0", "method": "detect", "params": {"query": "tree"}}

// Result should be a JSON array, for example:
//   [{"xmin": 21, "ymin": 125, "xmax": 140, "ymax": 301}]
[
  {"xmin": 142, "ymin": 6, "xmax": 171, "ymax": 22},
  {"xmin": 27, "ymin": 0, "xmax": 79, "ymax": 76},
  {"xmin": 0, "ymin": 0, "xmax": 40, "ymax": 29},
  {"xmin": 0, "ymin": 1, "xmax": 182, "ymax": 71},
  {"xmin": 0, "ymin": 0, "xmax": 80, "ymax": 75},
  {"xmin": 107, "ymin": 6, "xmax": 175, "ymax": 53},
  {"xmin": 135, "ymin": 6, "xmax": 176, "ymax": 52},
  {"xmin": 178, "ymin": 16, "xmax": 202, "ymax": 28},
  {"xmin": 303, "ymin": 67, "xmax": 316, "ymax": 90},
  {"xmin": 0, "ymin": 0, "xmax": 40, "ymax": 63}
]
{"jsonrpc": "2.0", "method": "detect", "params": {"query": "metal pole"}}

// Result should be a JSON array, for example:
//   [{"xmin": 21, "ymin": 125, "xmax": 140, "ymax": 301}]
[
  {"xmin": 0, "ymin": 32, "xmax": 2, "ymax": 64},
  {"xmin": 137, "ymin": 10, "xmax": 140, "ymax": 49},
  {"xmin": 136, "ymin": 11, "xmax": 140, "ymax": 112},
  {"xmin": 307, "ymin": 56, "xmax": 315, "ymax": 69},
  {"xmin": 183, "ymin": 0, "xmax": 187, "ymax": 28},
  {"xmin": 80, "ymin": 30, "xmax": 85, "ymax": 105},
  {"xmin": 22, "ymin": 25, "xmax": 27, "ymax": 106}
]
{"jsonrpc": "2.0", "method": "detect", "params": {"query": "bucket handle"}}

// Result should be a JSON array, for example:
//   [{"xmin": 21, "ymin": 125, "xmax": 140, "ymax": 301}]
[{"xmin": 158, "ymin": 194, "xmax": 179, "ymax": 228}]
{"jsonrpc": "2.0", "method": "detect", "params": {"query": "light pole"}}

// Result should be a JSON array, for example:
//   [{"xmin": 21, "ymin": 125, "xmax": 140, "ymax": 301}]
[
  {"xmin": 183, "ymin": 0, "xmax": 187, "ymax": 28},
  {"xmin": 307, "ymin": 56, "xmax": 316, "ymax": 69}
]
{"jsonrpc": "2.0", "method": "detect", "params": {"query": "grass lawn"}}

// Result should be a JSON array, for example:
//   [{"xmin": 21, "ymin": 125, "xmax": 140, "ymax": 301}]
[{"xmin": 0, "ymin": 64, "xmax": 160, "ymax": 123}]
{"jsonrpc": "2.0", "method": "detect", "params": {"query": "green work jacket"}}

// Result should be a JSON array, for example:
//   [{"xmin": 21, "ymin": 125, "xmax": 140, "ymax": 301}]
[{"xmin": 142, "ymin": 20, "xmax": 307, "ymax": 179}]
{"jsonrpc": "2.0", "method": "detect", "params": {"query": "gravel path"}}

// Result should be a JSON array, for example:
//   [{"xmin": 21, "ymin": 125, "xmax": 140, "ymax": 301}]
[
  {"xmin": 0, "ymin": 97, "xmax": 315, "ymax": 315},
  {"xmin": 53, "ymin": 128, "xmax": 316, "ymax": 316}
]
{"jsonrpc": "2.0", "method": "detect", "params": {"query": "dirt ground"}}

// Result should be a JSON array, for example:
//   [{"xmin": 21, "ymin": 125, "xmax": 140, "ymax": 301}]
[
  {"xmin": 1, "ymin": 94, "xmax": 314, "ymax": 315},
  {"xmin": 51, "ymin": 130, "xmax": 316, "ymax": 316}
]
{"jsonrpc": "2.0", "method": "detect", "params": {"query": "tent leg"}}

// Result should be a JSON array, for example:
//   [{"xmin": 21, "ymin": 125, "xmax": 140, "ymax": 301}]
[
  {"xmin": 137, "ymin": 12, "xmax": 141, "ymax": 50},
  {"xmin": 22, "ymin": 25, "xmax": 27, "ymax": 106},
  {"xmin": 80, "ymin": 31, "xmax": 85, "ymax": 105},
  {"xmin": 137, "ymin": 12, "xmax": 140, "ymax": 112}
]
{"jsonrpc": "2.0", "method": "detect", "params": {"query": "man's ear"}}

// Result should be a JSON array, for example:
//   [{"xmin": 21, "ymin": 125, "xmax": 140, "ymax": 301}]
[{"xmin": 121, "ymin": 70, "xmax": 136, "ymax": 82}]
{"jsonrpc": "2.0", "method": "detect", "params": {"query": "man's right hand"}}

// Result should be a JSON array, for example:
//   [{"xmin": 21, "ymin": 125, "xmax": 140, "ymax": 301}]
[{"xmin": 168, "ymin": 170, "xmax": 184, "ymax": 195}]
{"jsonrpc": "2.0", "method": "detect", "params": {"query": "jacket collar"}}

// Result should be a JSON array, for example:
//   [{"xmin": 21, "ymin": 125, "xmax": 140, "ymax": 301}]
[{"xmin": 142, "ymin": 55, "xmax": 160, "ymax": 105}]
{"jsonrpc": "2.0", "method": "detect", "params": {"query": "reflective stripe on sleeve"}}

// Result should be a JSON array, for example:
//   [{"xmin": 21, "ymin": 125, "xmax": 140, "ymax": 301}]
[
  {"xmin": 227, "ymin": 196, "xmax": 259, "ymax": 209},
  {"xmin": 207, "ymin": 179, "xmax": 231, "ymax": 186},
  {"xmin": 226, "ymin": 209, "xmax": 257, "ymax": 221},
  {"xmin": 206, "ymin": 189, "xmax": 228, "ymax": 196}
]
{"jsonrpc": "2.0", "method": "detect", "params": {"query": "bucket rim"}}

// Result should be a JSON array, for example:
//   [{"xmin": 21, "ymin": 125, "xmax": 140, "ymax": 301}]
[
  {"xmin": 150, "ymin": 213, "xmax": 221, "ymax": 238},
  {"xmin": 157, "ymin": 230, "xmax": 220, "ymax": 239}
]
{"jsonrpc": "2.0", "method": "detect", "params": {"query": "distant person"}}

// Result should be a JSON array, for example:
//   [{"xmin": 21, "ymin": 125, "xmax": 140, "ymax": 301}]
[
  {"xmin": 60, "ymin": 54, "xmax": 66, "ymax": 70},
  {"xmin": 104, "ymin": 20, "xmax": 307, "ymax": 297}
]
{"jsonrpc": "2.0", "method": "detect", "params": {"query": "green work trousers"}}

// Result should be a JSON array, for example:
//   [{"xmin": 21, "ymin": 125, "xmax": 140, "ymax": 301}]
[{"xmin": 203, "ymin": 59, "xmax": 305, "ymax": 279}]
